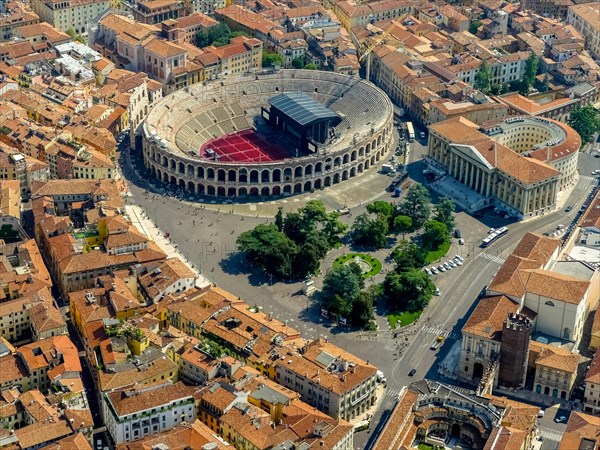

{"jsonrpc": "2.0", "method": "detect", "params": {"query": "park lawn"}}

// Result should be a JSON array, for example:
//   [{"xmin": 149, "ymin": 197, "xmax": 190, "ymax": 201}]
[
  {"xmin": 418, "ymin": 444, "xmax": 441, "ymax": 450},
  {"xmin": 333, "ymin": 253, "xmax": 382, "ymax": 279},
  {"xmin": 387, "ymin": 310, "xmax": 422, "ymax": 328},
  {"xmin": 424, "ymin": 240, "xmax": 451, "ymax": 264}
]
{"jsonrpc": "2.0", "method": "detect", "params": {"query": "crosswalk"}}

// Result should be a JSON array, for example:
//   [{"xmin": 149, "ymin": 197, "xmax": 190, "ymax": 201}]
[
  {"xmin": 579, "ymin": 175, "xmax": 597, "ymax": 183},
  {"xmin": 478, "ymin": 252, "xmax": 505, "ymax": 264},
  {"xmin": 538, "ymin": 427, "xmax": 563, "ymax": 443},
  {"xmin": 386, "ymin": 388, "xmax": 403, "ymax": 399},
  {"xmin": 421, "ymin": 326, "xmax": 459, "ymax": 340}
]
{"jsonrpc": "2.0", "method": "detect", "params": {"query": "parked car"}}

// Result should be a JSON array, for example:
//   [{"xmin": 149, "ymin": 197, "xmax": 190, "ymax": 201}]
[
  {"xmin": 424, "ymin": 268, "xmax": 431, "ymax": 275},
  {"xmin": 555, "ymin": 416, "xmax": 566, "ymax": 423},
  {"xmin": 408, "ymin": 368, "xmax": 417, "ymax": 376},
  {"xmin": 565, "ymin": 205, "xmax": 573, "ymax": 212},
  {"xmin": 453, "ymin": 258, "xmax": 463, "ymax": 266},
  {"xmin": 448, "ymin": 260, "xmax": 456, "ymax": 268},
  {"xmin": 430, "ymin": 267, "xmax": 438, "ymax": 274},
  {"xmin": 434, "ymin": 287, "xmax": 440, "ymax": 296},
  {"xmin": 443, "ymin": 262, "xmax": 452, "ymax": 270},
  {"xmin": 454, "ymin": 255, "xmax": 464, "ymax": 262},
  {"xmin": 458, "ymin": 238, "xmax": 465, "ymax": 245},
  {"xmin": 438, "ymin": 265, "xmax": 446, "ymax": 272},
  {"xmin": 454, "ymin": 229, "xmax": 462, "ymax": 238}
]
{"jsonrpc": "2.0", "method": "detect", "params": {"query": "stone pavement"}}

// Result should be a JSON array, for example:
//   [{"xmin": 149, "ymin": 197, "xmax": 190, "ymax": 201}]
[{"xmin": 125, "ymin": 202, "xmax": 211, "ymax": 288}]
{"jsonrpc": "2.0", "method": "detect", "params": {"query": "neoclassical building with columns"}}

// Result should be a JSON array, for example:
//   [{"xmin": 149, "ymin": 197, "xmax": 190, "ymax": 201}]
[{"xmin": 428, "ymin": 116, "xmax": 580, "ymax": 219}]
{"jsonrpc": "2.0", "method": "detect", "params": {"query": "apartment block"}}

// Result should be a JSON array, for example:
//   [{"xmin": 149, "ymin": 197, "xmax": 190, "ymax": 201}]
[
  {"xmin": 128, "ymin": 0, "xmax": 186, "ymax": 25},
  {"xmin": 0, "ymin": 0, "xmax": 40, "ymax": 41},
  {"xmin": 567, "ymin": 2, "xmax": 600, "ymax": 59},
  {"xmin": 583, "ymin": 350, "xmax": 599, "ymax": 415},
  {"xmin": 138, "ymin": 257, "xmax": 197, "ymax": 304},
  {"xmin": 102, "ymin": 381, "xmax": 196, "ymax": 444},
  {"xmin": 29, "ymin": 0, "xmax": 109, "ymax": 34}
]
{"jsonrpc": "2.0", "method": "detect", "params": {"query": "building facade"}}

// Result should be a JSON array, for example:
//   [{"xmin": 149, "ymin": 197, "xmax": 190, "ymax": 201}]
[
  {"xmin": 29, "ymin": 0, "xmax": 109, "ymax": 34},
  {"xmin": 567, "ymin": 3, "xmax": 600, "ymax": 59}
]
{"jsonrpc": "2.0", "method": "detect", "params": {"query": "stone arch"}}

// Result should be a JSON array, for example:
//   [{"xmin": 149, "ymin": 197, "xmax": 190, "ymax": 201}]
[
  {"xmin": 305, "ymin": 164, "xmax": 313, "ymax": 176},
  {"xmin": 473, "ymin": 363, "xmax": 484, "ymax": 379},
  {"xmin": 358, "ymin": 163, "xmax": 364, "ymax": 172},
  {"xmin": 228, "ymin": 169, "xmax": 236, "ymax": 182},
  {"xmin": 376, "ymin": 152, "xmax": 381, "ymax": 162},
  {"xmin": 217, "ymin": 186, "xmax": 225, "ymax": 196},
  {"xmin": 343, "ymin": 153, "xmax": 349, "ymax": 164},
  {"xmin": 294, "ymin": 166, "xmax": 303, "ymax": 178},
  {"xmin": 187, "ymin": 181, "xmax": 195, "ymax": 192},
  {"xmin": 228, "ymin": 187, "xmax": 236, "ymax": 197},
  {"xmin": 170, "ymin": 176, "xmax": 177, "ymax": 186},
  {"xmin": 365, "ymin": 160, "xmax": 370, "ymax": 170},
  {"xmin": 261, "ymin": 186, "xmax": 270, "ymax": 196},
  {"xmin": 324, "ymin": 176, "xmax": 331, "ymax": 187},
  {"xmin": 544, "ymin": 386, "xmax": 550, "ymax": 395},
  {"xmin": 333, "ymin": 173, "xmax": 340, "ymax": 184},
  {"xmin": 371, "ymin": 139, "xmax": 377, "ymax": 149},
  {"xmin": 333, "ymin": 157, "xmax": 341, "ymax": 168},
  {"xmin": 155, "ymin": 168, "xmax": 160, "ymax": 179},
  {"xmin": 197, "ymin": 183, "xmax": 205, "ymax": 194},
  {"xmin": 207, "ymin": 168, "xmax": 215, "ymax": 180},
  {"xmin": 350, "ymin": 150, "xmax": 357, "ymax": 161},
  {"xmin": 187, "ymin": 164, "xmax": 194, "ymax": 176},
  {"xmin": 315, "ymin": 162, "xmax": 323, "ymax": 173},
  {"xmin": 261, "ymin": 169, "xmax": 270, "ymax": 183},
  {"xmin": 350, "ymin": 167, "xmax": 356, "ymax": 177},
  {"xmin": 366, "ymin": 143, "xmax": 371, "ymax": 153},
  {"xmin": 272, "ymin": 169, "xmax": 281, "ymax": 182},
  {"xmin": 239, "ymin": 168, "xmax": 247, "ymax": 183},
  {"xmin": 359, "ymin": 147, "xmax": 364, "ymax": 158},
  {"xmin": 250, "ymin": 170, "xmax": 259, "ymax": 183},
  {"xmin": 178, "ymin": 162, "xmax": 185, "ymax": 174},
  {"xmin": 377, "ymin": 135, "xmax": 382, "ymax": 146},
  {"xmin": 283, "ymin": 184, "xmax": 292, "ymax": 194},
  {"xmin": 161, "ymin": 155, "xmax": 168, "ymax": 167},
  {"xmin": 207, "ymin": 185, "xmax": 215, "ymax": 196},
  {"xmin": 238, "ymin": 187, "xmax": 247, "ymax": 196},
  {"xmin": 314, "ymin": 179, "xmax": 322, "ymax": 189},
  {"xmin": 294, "ymin": 183, "xmax": 302, "ymax": 193},
  {"xmin": 170, "ymin": 159, "xmax": 176, "ymax": 170},
  {"xmin": 370, "ymin": 155, "xmax": 375, "ymax": 165},
  {"xmin": 272, "ymin": 185, "xmax": 281, "ymax": 196},
  {"xmin": 342, "ymin": 170, "xmax": 348, "ymax": 181},
  {"xmin": 304, "ymin": 181, "xmax": 312, "ymax": 192},
  {"xmin": 197, "ymin": 166, "xmax": 204, "ymax": 179},
  {"xmin": 283, "ymin": 168, "xmax": 292, "ymax": 181},
  {"xmin": 163, "ymin": 172, "xmax": 169, "ymax": 183},
  {"xmin": 217, "ymin": 169, "xmax": 226, "ymax": 182}
]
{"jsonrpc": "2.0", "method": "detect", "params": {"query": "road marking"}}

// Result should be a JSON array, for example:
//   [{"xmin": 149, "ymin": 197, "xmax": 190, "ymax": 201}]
[
  {"xmin": 386, "ymin": 388, "xmax": 402, "ymax": 399},
  {"xmin": 579, "ymin": 175, "xmax": 596, "ymax": 182},
  {"xmin": 421, "ymin": 326, "xmax": 458, "ymax": 340},
  {"xmin": 478, "ymin": 252, "xmax": 505, "ymax": 264},
  {"xmin": 538, "ymin": 427, "xmax": 563, "ymax": 442}
]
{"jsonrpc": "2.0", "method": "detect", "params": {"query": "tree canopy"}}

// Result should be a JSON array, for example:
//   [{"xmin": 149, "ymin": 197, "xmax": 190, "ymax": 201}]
[
  {"xmin": 397, "ymin": 183, "xmax": 431, "ymax": 230},
  {"xmin": 391, "ymin": 240, "xmax": 425, "ymax": 272},
  {"xmin": 321, "ymin": 263, "xmax": 364, "ymax": 316},
  {"xmin": 195, "ymin": 23, "xmax": 238, "ymax": 48},
  {"xmin": 350, "ymin": 213, "xmax": 389, "ymax": 249},
  {"xmin": 304, "ymin": 63, "xmax": 318, "ymax": 70},
  {"xmin": 568, "ymin": 106, "xmax": 600, "ymax": 144},
  {"xmin": 236, "ymin": 200, "xmax": 346, "ymax": 279},
  {"xmin": 422, "ymin": 220, "xmax": 449, "ymax": 251},
  {"xmin": 392, "ymin": 215, "xmax": 412, "ymax": 237},
  {"xmin": 520, "ymin": 52, "xmax": 539, "ymax": 94},
  {"xmin": 383, "ymin": 269, "xmax": 435, "ymax": 312},
  {"xmin": 433, "ymin": 197, "xmax": 455, "ymax": 232},
  {"xmin": 474, "ymin": 60, "xmax": 491, "ymax": 93},
  {"xmin": 469, "ymin": 20, "xmax": 482, "ymax": 34},
  {"xmin": 263, "ymin": 51, "xmax": 284, "ymax": 68}
]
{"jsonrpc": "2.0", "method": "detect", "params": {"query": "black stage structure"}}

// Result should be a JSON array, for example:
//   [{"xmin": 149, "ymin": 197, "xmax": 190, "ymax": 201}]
[{"xmin": 262, "ymin": 92, "xmax": 341, "ymax": 154}]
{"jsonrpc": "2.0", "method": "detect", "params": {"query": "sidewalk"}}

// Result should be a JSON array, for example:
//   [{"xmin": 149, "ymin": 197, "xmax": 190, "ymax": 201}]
[{"xmin": 126, "ymin": 203, "xmax": 211, "ymax": 288}]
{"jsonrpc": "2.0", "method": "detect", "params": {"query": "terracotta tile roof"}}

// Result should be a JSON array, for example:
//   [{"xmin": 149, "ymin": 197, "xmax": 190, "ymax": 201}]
[
  {"xmin": 558, "ymin": 411, "xmax": 600, "ymax": 450},
  {"xmin": 107, "ymin": 381, "xmax": 194, "ymax": 417},
  {"xmin": 29, "ymin": 301, "xmax": 66, "ymax": 333},
  {"xmin": 115, "ymin": 420, "xmax": 228, "ymax": 450},
  {"xmin": 200, "ymin": 385, "xmax": 237, "ymax": 412},
  {"xmin": 138, "ymin": 257, "xmax": 196, "ymax": 299},
  {"xmin": 371, "ymin": 388, "xmax": 419, "ymax": 450},
  {"xmin": 579, "ymin": 191, "xmax": 600, "ymax": 231},
  {"xmin": 144, "ymin": 37, "xmax": 186, "ymax": 58},
  {"xmin": 519, "ymin": 269, "xmax": 590, "ymax": 305},
  {"xmin": 534, "ymin": 345, "xmax": 581, "ymax": 373},
  {"xmin": 14, "ymin": 420, "xmax": 73, "ymax": 449},
  {"xmin": 584, "ymin": 350, "xmax": 600, "ymax": 385},
  {"xmin": 97, "ymin": 353, "xmax": 178, "ymax": 391},
  {"xmin": 462, "ymin": 295, "xmax": 519, "ymax": 340},
  {"xmin": 38, "ymin": 432, "xmax": 93, "ymax": 450},
  {"xmin": 0, "ymin": 354, "xmax": 27, "ymax": 385}
]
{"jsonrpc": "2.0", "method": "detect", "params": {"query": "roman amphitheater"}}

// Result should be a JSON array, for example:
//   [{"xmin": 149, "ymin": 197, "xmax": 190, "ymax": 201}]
[{"xmin": 142, "ymin": 70, "xmax": 394, "ymax": 199}]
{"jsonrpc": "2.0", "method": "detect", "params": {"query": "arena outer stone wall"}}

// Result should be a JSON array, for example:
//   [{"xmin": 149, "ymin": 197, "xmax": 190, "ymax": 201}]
[{"xmin": 142, "ymin": 69, "xmax": 394, "ymax": 199}]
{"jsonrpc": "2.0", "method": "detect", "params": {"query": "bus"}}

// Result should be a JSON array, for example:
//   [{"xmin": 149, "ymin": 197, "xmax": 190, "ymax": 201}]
[
  {"xmin": 406, "ymin": 122, "xmax": 415, "ymax": 142},
  {"xmin": 481, "ymin": 226, "xmax": 509, "ymax": 247}
]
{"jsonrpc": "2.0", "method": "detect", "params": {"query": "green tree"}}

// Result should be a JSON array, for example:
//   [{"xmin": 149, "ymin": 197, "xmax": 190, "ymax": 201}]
[
  {"xmin": 398, "ymin": 183, "xmax": 431, "ymax": 230},
  {"xmin": 391, "ymin": 240, "xmax": 425, "ymax": 272},
  {"xmin": 521, "ymin": 52, "xmax": 538, "ymax": 94},
  {"xmin": 568, "ymin": 105, "xmax": 600, "ymax": 144},
  {"xmin": 321, "ymin": 263, "xmax": 364, "ymax": 316},
  {"xmin": 349, "ymin": 288, "xmax": 376, "ymax": 328},
  {"xmin": 275, "ymin": 207, "xmax": 284, "ymax": 232},
  {"xmin": 392, "ymin": 215, "xmax": 412, "ymax": 238},
  {"xmin": 490, "ymin": 84, "xmax": 501, "ymax": 95},
  {"xmin": 422, "ymin": 220, "xmax": 449, "ymax": 251},
  {"xmin": 366, "ymin": 200, "xmax": 394, "ymax": 219},
  {"xmin": 469, "ymin": 20, "xmax": 482, "ymax": 34},
  {"xmin": 291, "ymin": 57, "xmax": 305, "ymax": 69},
  {"xmin": 383, "ymin": 269, "xmax": 435, "ymax": 312},
  {"xmin": 293, "ymin": 242, "xmax": 321, "ymax": 277},
  {"xmin": 263, "ymin": 51, "xmax": 283, "ymax": 68},
  {"xmin": 434, "ymin": 197, "xmax": 455, "ymax": 232},
  {"xmin": 500, "ymin": 83, "xmax": 510, "ymax": 94},
  {"xmin": 237, "ymin": 224, "xmax": 297, "ymax": 278},
  {"xmin": 304, "ymin": 63, "xmax": 318, "ymax": 70},
  {"xmin": 350, "ymin": 213, "xmax": 389, "ymax": 248},
  {"xmin": 195, "ymin": 23, "xmax": 231, "ymax": 48},
  {"xmin": 66, "ymin": 28, "xmax": 85, "ymax": 43},
  {"xmin": 474, "ymin": 60, "xmax": 492, "ymax": 93}
]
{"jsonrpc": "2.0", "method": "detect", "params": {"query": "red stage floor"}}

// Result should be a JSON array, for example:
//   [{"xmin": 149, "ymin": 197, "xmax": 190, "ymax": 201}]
[{"xmin": 199, "ymin": 130, "xmax": 288, "ymax": 163}]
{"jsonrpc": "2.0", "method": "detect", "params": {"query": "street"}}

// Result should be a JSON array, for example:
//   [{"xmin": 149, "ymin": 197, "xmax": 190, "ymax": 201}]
[{"xmin": 119, "ymin": 130, "xmax": 599, "ymax": 450}]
